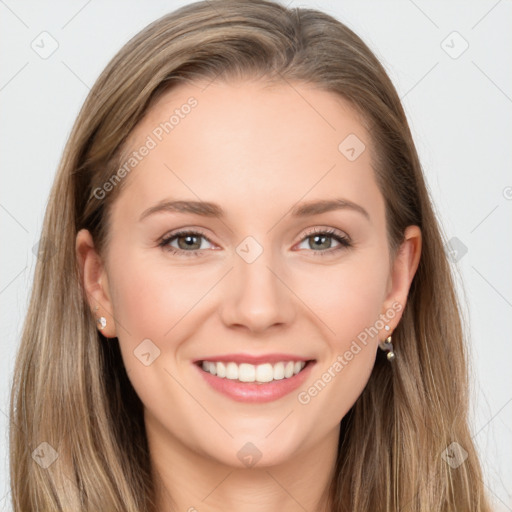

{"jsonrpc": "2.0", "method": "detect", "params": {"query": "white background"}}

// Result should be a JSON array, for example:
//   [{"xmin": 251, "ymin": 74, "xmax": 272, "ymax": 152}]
[{"xmin": 1, "ymin": 1, "xmax": 511, "ymax": 510}]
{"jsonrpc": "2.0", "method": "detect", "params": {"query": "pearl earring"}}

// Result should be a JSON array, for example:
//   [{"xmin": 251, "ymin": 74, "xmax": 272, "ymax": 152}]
[
  {"xmin": 379, "ymin": 324, "xmax": 395, "ymax": 361},
  {"xmin": 93, "ymin": 306, "xmax": 107, "ymax": 330}
]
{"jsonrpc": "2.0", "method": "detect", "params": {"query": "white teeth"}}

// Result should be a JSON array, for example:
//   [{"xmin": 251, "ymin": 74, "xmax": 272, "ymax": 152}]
[
  {"xmin": 217, "ymin": 361, "xmax": 226, "ymax": 378},
  {"xmin": 200, "ymin": 360, "xmax": 307, "ymax": 383},
  {"xmin": 226, "ymin": 362, "xmax": 238, "ymax": 380},
  {"xmin": 239, "ymin": 363, "xmax": 255, "ymax": 382},
  {"xmin": 273, "ymin": 362, "xmax": 285, "ymax": 380},
  {"xmin": 255, "ymin": 363, "xmax": 274, "ymax": 383}
]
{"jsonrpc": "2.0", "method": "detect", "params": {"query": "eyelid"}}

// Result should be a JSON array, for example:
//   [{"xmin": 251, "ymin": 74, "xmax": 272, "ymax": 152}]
[
  {"xmin": 298, "ymin": 226, "xmax": 350, "ymax": 243},
  {"xmin": 159, "ymin": 225, "xmax": 349, "ymax": 243},
  {"xmin": 159, "ymin": 226, "xmax": 212, "ymax": 242}
]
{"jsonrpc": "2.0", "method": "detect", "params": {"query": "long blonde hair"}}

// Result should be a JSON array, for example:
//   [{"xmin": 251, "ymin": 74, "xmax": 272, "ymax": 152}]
[{"xmin": 9, "ymin": 1, "xmax": 492, "ymax": 510}]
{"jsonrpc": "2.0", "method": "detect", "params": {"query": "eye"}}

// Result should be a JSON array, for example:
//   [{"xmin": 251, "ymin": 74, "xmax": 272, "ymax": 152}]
[
  {"xmin": 159, "ymin": 229, "xmax": 215, "ymax": 257},
  {"xmin": 295, "ymin": 227, "xmax": 352, "ymax": 257},
  {"xmin": 158, "ymin": 227, "xmax": 352, "ymax": 257}
]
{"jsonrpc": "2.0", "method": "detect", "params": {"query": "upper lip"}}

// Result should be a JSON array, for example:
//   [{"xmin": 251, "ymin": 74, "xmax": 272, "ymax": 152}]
[{"xmin": 193, "ymin": 353, "xmax": 315, "ymax": 365}]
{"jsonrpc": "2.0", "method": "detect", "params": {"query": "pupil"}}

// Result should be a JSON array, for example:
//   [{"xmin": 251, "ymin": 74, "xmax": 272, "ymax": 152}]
[
  {"xmin": 180, "ymin": 235, "xmax": 199, "ymax": 249},
  {"xmin": 313, "ymin": 234, "xmax": 329, "ymax": 249}
]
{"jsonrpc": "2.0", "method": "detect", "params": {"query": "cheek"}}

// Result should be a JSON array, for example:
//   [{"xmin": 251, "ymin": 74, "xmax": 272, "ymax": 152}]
[
  {"xmin": 107, "ymin": 246, "xmax": 207, "ymax": 336},
  {"xmin": 105, "ymin": 249, "xmax": 201, "ymax": 403},
  {"xmin": 292, "ymin": 253, "xmax": 389, "ymax": 343},
  {"xmin": 293, "ymin": 261, "xmax": 386, "ymax": 419},
  {"xmin": 291, "ymin": 252, "xmax": 387, "ymax": 403}
]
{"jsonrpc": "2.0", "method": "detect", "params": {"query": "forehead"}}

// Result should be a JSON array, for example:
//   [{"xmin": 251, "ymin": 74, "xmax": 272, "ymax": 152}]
[{"xmin": 112, "ymin": 79, "xmax": 382, "ymax": 225}]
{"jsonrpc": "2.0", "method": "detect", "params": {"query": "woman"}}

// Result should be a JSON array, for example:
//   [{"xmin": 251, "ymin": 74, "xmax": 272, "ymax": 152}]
[{"xmin": 9, "ymin": 0, "xmax": 492, "ymax": 510}]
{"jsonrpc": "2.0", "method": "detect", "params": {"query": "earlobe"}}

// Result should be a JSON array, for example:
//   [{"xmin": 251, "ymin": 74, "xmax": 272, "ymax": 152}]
[{"xmin": 75, "ymin": 229, "xmax": 117, "ymax": 338}]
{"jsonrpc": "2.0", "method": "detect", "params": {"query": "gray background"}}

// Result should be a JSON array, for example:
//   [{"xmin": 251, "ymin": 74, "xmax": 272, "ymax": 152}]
[{"xmin": 1, "ymin": 0, "xmax": 511, "ymax": 510}]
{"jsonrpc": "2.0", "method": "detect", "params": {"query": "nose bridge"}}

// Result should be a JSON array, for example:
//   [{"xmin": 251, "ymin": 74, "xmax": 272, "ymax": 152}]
[{"xmin": 220, "ymin": 234, "xmax": 294, "ymax": 332}]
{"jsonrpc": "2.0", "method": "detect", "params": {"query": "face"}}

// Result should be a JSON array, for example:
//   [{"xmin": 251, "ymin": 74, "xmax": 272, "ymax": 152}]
[{"xmin": 77, "ymin": 78, "xmax": 420, "ymax": 469}]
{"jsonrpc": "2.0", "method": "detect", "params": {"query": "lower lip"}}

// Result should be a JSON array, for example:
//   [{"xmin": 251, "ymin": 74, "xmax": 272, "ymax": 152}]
[{"xmin": 194, "ymin": 361, "xmax": 316, "ymax": 403}]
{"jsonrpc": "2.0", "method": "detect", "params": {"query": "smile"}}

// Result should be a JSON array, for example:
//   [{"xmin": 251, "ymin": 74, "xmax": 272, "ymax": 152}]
[
  {"xmin": 199, "ymin": 360, "xmax": 307, "ymax": 383},
  {"xmin": 193, "ymin": 359, "xmax": 316, "ymax": 403}
]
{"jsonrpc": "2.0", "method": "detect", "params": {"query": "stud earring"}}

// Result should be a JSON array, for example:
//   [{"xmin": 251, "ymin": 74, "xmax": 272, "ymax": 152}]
[
  {"xmin": 93, "ymin": 306, "xmax": 107, "ymax": 331},
  {"xmin": 379, "ymin": 325, "xmax": 395, "ymax": 361}
]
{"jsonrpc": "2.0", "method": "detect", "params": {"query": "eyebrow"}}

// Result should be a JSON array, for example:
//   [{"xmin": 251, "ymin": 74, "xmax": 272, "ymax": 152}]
[{"xmin": 138, "ymin": 198, "xmax": 370, "ymax": 222}]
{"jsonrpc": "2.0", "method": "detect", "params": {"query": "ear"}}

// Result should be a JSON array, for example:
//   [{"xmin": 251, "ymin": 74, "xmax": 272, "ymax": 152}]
[
  {"xmin": 75, "ymin": 229, "xmax": 117, "ymax": 338},
  {"xmin": 381, "ymin": 225, "xmax": 422, "ymax": 333}
]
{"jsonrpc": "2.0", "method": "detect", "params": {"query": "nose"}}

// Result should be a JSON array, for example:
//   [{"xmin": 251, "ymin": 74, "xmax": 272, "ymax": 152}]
[{"xmin": 218, "ymin": 247, "xmax": 296, "ymax": 334}]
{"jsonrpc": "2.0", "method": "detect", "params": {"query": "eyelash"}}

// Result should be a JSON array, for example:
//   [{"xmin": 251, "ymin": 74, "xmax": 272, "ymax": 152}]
[{"xmin": 158, "ymin": 227, "xmax": 352, "ymax": 258}]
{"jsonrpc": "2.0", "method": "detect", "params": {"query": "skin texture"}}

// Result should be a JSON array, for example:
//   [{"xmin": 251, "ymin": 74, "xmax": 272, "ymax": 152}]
[{"xmin": 76, "ymin": 79, "xmax": 421, "ymax": 512}]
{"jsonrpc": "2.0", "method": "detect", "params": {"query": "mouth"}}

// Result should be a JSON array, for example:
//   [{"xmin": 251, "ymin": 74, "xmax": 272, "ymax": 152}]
[
  {"xmin": 194, "ymin": 359, "xmax": 316, "ymax": 384},
  {"xmin": 193, "ymin": 357, "xmax": 317, "ymax": 403}
]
